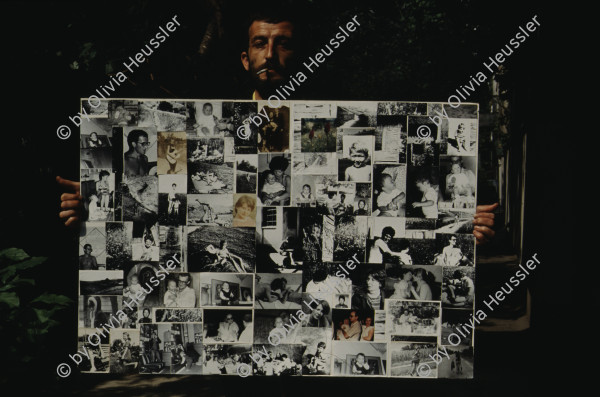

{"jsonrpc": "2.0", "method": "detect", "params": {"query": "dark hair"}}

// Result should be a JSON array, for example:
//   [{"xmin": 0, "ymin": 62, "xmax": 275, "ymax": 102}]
[
  {"xmin": 350, "ymin": 310, "xmax": 359, "ymax": 319},
  {"xmin": 358, "ymin": 199, "xmax": 365, "ymax": 206},
  {"xmin": 243, "ymin": 313, "xmax": 252, "ymax": 323},
  {"xmin": 99, "ymin": 170, "xmax": 110, "ymax": 179},
  {"xmin": 269, "ymin": 156, "xmax": 289, "ymax": 172},
  {"xmin": 381, "ymin": 226, "xmax": 396, "ymax": 238},
  {"xmin": 315, "ymin": 299, "xmax": 330, "ymax": 315},
  {"xmin": 356, "ymin": 353, "xmax": 365, "ymax": 359},
  {"xmin": 317, "ymin": 341, "xmax": 326, "ymax": 348},
  {"xmin": 143, "ymin": 308, "xmax": 150, "ymax": 316},
  {"xmin": 397, "ymin": 239, "xmax": 410, "ymax": 251},
  {"xmin": 378, "ymin": 173, "xmax": 393, "ymax": 189},
  {"xmin": 127, "ymin": 129, "xmax": 148, "ymax": 149},
  {"xmin": 83, "ymin": 243, "xmax": 92, "ymax": 250},
  {"xmin": 367, "ymin": 269, "xmax": 387, "ymax": 288},
  {"xmin": 219, "ymin": 240, "xmax": 227, "ymax": 249},
  {"xmin": 338, "ymin": 296, "xmax": 345, "ymax": 302},
  {"xmin": 243, "ymin": 4, "xmax": 301, "ymax": 50},
  {"xmin": 270, "ymin": 277, "xmax": 287, "ymax": 291}
]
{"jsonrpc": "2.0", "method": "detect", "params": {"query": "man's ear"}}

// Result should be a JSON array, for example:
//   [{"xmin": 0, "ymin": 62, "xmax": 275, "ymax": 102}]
[{"xmin": 241, "ymin": 51, "xmax": 250, "ymax": 71}]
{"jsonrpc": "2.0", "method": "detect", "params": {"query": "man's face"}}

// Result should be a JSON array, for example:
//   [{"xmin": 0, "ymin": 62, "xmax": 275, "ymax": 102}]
[
  {"xmin": 226, "ymin": 315, "xmax": 234, "ymax": 323},
  {"xmin": 241, "ymin": 21, "xmax": 296, "ymax": 95},
  {"xmin": 178, "ymin": 276, "xmax": 189, "ymax": 290},
  {"xmin": 135, "ymin": 135, "xmax": 149, "ymax": 155},
  {"xmin": 349, "ymin": 312, "xmax": 358, "ymax": 323},
  {"xmin": 84, "ymin": 246, "xmax": 92, "ymax": 255},
  {"xmin": 450, "ymin": 237, "xmax": 457, "ymax": 246}
]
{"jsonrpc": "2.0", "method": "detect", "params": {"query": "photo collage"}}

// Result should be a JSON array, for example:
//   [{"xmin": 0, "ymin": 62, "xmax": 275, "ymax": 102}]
[{"xmin": 78, "ymin": 99, "xmax": 477, "ymax": 378}]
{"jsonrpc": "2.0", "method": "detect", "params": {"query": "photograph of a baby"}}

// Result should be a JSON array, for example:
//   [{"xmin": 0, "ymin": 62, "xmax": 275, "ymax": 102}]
[{"xmin": 340, "ymin": 136, "xmax": 373, "ymax": 182}]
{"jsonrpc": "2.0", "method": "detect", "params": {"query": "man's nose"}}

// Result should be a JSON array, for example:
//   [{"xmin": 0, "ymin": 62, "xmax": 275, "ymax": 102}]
[{"xmin": 265, "ymin": 40, "xmax": 275, "ymax": 61}]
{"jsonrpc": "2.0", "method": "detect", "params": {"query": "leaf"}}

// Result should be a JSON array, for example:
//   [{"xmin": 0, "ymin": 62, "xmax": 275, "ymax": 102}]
[
  {"xmin": 0, "ymin": 248, "xmax": 29, "ymax": 263},
  {"xmin": 31, "ymin": 293, "xmax": 72, "ymax": 307},
  {"xmin": 0, "ymin": 292, "xmax": 19, "ymax": 308}
]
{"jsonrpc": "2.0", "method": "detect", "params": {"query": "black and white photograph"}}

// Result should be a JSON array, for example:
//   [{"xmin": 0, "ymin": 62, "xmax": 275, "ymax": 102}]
[
  {"xmin": 252, "ymin": 344, "xmax": 303, "ymax": 375},
  {"xmin": 159, "ymin": 272, "xmax": 198, "ymax": 308},
  {"xmin": 352, "ymin": 183, "xmax": 371, "ymax": 216},
  {"xmin": 335, "ymin": 102, "xmax": 378, "ymax": 128},
  {"xmin": 372, "ymin": 164, "xmax": 406, "ymax": 217},
  {"xmin": 441, "ymin": 308, "xmax": 474, "ymax": 346},
  {"xmin": 154, "ymin": 308, "xmax": 203, "ymax": 323},
  {"xmin": 303, "ymin": 261, "xmax": 352, "ymax": 298},
  {"xmin": 257, "ymin": 153, "xmax": 291, "ymax": 206},
  {"xmin": 235, "ymin": 154, "xmax": 258, "ymax": 193},
  {"xmin": 257, "ymin": 104, "xmax": 290, "ymax": 153},
  {"xmin": 79, "ymin": 222, "xmax": 106, "ymax": 270},
  {"xmin": 292, "ymin": 175, "xmax": 317, "ymax": 207},
  {"xmin": 439, "ymin": 155, "xmax": 477, "ymax": 212},
  {"xmin": 221, "ymin": 101, "xmax": 258, "ymax": 154},
  {"xmin": 189, "ymin": 101, "xmax": 223, "ymax": 137},
  {"xmin": 77, "ymin": 328, "xmax": 110, "ymax": 373},
  {"xmin": 385, "ymin": 264, "xmax": 442, "ymax": 301},
  {"xmin": 405, "ymin": 165, "xmax": 439, "ymax": 219},
  {"xmin": 167, "ymin": 323, "xmax": 203, "ymax": 375},
  {"xmin": 130, "ymin": 221, "xmax": 159, "ymax": 261},
  {"xmin": 78, "ymin": 295, "xmax": 122, "ymax": 328},
  {"xmin": 138, "ymin": 101, "xmax": 187, "ymax": 131},
  {"xmin": 139, "ymin": 324, "xmax": 172, "ymax": 374},
  {"xmin": 108, "ymin": 100, "xmax": 140, "ymax": 126},
  {"xmin": 253, "ymin": 309, "xmax": 303, "ymax": 344},
  {"xmin": 188, "ymin": 162, "xmax": 234, "ymax": 194},
  {"xmin": 254, "ymin": 273, "xmax": 303, "ymax": 309},
  {"xmin": 188, "ymin": 137, "xmax": 224, "ymax": 165},
  {"xmin": 300, "ymin": 332, "xmax": 332, "ymax": 375},
  {"xmin": 366, "ymin": 217, "xmax": 406, "ymax": 264},
  {"xmin": 333, "ymin": 214, "xmax": 367, "ymax": 262},
  {"xmin": 389, "ymin": 342, "xmax": 438, "ymax": 377},
  {"xmin": 437, "ymin": 345, "xmax": 474, "ymax": 378},
  {"xmin": 374, "ymin": 114, "xmax": 406, "ymax": 163},
  {"xmin": 202, "ymin": 310, "xmax": 253, "ymax": 344},
  {"xmin": 109, "ymin": 329, "xmax": 140, "ymax": 374},
  {"xmin": 339, "ymin": 135, "xmax": 373, "ymax": 182},
  {"xmin": 442, "ymin": 267, "xmax": 475, "ymax": 309},
  {"xmin": 407, "ymin": 115, "xmax": 438, "ymax": 144},
  {"xmin": 80, "ymin": 169, "xmax": 115, "ymax": 221},
  {"xmin": 79, "ymin": 270, "xmax": 123, "ymax": 296},
  {"xmin": 434, "ymin": 233, "xmax": 475, "ymax": 266},
  {"xmin": 386, "ymin": 299, "xmax": 441, "ymax": 337},
  {"xmin": 255, "ymin": 207, "xmax": 302, "ymax": 272},
  {"xmin": 333, "ymin": 309, "xmax": 375, "ymax": 342},
  {"xmin": 123, "ymin": 127, "xmax": 157, "ymax": 177},
  {"xmin": 348, "ymin": 264, "xmax": 387, "ymax": 312},
  {"xmin": 332, "ymin": 342, "xmax": 387, "ymax": 376},
  {"xmin": 202, "ymin": 344, "xmax": 253, "ymax": 375},
  {"xmin": 159, "ymin": 226, "xmax": 184, "ymax": 272},
  {"xmin": 187, "ymin": 225, "xmax": 255, "ymax": 272},
  {"xmin": 81, "ymin": 146, "xmax": 113, "ymax": 170},
  {"xmin": 199, "ymin": 273, "xmax": 254, "ymax": 307},
  {"xmin": 122, "ymin": 175, "xmax": 158, "ymax": 223},
  {"xmin": 187, "ymin": 194, "xmax": 233, "ymax": 227},
  {"xmin": 444, "ymin": 118, "xmax": 477, "ymax": 156},
  {"xmin": 123, "ymin": 262, "xmax": 162, "ymax": 307},
  {"xmin": 292, "ymin": 153, "xmax": 337, "ymax": 175},
  {"xmin": 157, "ymin": 175, "xmax": 187, "ymax": 226}
]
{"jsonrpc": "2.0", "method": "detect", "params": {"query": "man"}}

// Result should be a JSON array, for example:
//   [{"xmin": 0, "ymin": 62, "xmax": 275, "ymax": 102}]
[
  {"xmin": 175, "ymin": 273, "xmax": 196, "ymax": 307},
  {"xmin": 79, "ymin": 244, "xmax": 98, "ymax": 270},
  {"xmin": 339, "ymin": 310, "xmax": 362, "ymax": 341},
  {"xmin": 124, "ymin": 129, "xmax": 152, "ymax": 176},
  {"xmin": 368, "ymin": 226, "xmax": 409, "ymax": 264},
  {"xmin": 440, "ymin": 235, "xmax": 471, "ymax": 266},
  {"xmin": 218, "ymin": 313, "xmax": 239, "ymax": 342},
  {"xmin": 238, "ymin": 313, "xmax": 253, "ymax": 343},
  {"xmin": 57, "ymin": 10, "xmax": 497, "ymax": 244}
]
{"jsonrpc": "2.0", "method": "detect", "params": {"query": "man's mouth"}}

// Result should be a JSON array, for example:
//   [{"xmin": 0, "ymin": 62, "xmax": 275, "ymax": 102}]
[{"xmin": 256, "ymin": 68, "xmax": 268, "ymax": 75}]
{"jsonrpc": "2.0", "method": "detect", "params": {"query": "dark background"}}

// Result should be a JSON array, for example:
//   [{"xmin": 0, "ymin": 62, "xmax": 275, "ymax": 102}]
[{"xmin": 0, "ymin": 0, "xmax": 573, "ymax": 395}]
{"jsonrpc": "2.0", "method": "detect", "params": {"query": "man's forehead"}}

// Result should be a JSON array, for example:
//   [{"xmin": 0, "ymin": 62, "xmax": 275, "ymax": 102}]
[{"xmin": 249, "ymin": 20, "xmax": 294, "ymax": 40}]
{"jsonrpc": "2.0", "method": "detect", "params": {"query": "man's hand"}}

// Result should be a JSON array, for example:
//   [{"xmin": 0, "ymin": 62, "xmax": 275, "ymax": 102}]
[
  {"xmin": 473, "ymin": 203, "xmax": 499, "ymax": 245},
  {"xmin": 57, "ymin": 176, "xmax": 83, "ymax": 228}
]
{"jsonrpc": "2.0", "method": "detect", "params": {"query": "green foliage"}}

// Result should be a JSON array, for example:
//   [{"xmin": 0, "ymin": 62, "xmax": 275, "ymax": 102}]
[{"xmin": 0, "ymin": 248, "xmax": 72, "ymax": 364}]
